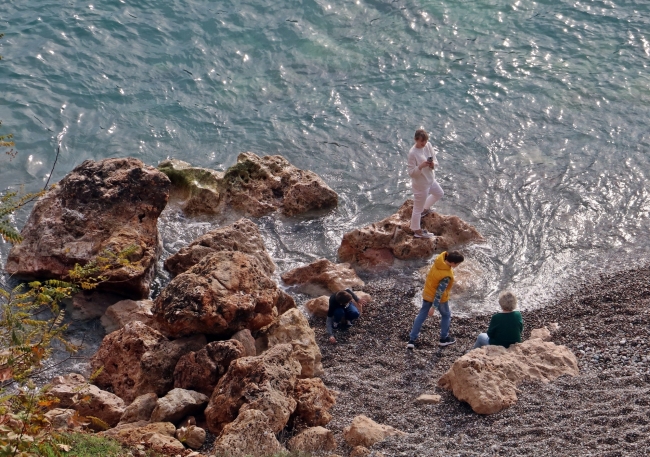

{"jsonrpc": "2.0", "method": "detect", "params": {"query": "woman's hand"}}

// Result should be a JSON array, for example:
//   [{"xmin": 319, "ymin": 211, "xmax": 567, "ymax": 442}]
[
  {"xmin": 427, "ymin": 307, "xmax": 435, "ymax": 317},
  {"xmin": 418, "ymin": 161, "xmax": 429, "ymax": 170}
]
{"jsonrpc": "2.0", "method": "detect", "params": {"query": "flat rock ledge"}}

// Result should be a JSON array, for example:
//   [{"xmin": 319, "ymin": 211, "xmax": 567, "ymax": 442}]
[
  {"xmin": 438, "ymin": 336, "xmax": 579, "ymax": 415},
  {"xmin": 338, "ymin": 199, "xmax": 484, "ymax": 268}
]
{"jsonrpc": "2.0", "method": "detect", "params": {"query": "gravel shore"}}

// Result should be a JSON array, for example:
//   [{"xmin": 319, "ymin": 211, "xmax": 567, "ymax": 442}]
[{"xmin": 313, "ymin": 266, "xmax": 650, "ymax": 457}]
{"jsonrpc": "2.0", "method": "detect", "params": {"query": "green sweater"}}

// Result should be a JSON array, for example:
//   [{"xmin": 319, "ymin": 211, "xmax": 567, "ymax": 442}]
[{"xmin": 487, "ymin": 311, "xmax": 523, "ymax": 348}]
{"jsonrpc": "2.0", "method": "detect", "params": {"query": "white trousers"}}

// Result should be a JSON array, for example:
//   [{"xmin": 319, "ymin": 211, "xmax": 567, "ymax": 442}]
[{"xmin": 410, "ymin": 180, "xmax": 444, "ymax": 231}]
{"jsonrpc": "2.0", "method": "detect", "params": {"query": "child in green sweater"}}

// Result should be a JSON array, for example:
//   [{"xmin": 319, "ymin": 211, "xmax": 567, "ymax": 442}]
[{"xmin": 473, "ymin": 291, "xmax": 523, "ymax": 349}]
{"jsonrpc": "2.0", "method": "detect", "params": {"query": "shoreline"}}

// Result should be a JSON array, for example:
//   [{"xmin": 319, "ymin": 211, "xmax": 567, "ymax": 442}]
[{"xmin": 312, "ymin": 265, "xmax": 650, "ymax": 456}]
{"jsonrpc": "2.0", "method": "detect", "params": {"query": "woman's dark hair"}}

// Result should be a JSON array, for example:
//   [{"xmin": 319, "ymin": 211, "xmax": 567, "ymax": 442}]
[
  {"xmin": 445, "ymin": 251, "xmax": 464, "ymax": 264},
  {"xmin": 335, "ymin": 290, "xmax": 353, "ymax": 305},
  {"xmin": 414, "ymin": 129, "xmax": 429, "ymax": 141}
]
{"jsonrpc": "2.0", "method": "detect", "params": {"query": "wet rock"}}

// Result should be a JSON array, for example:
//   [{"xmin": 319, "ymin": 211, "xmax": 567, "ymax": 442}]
[
  {"xmin": 224, "ymin": 152, "xmax": 338, "ymax": 217},
  {"xmin": 211, "ymin": 409, "xmax": 285, "ymax": 457},
  {"xmin": 287, "ymin": 426, "xmax": 336, "ymax": 452},
  {"xmin": 415, "ymin": 394, "xmax": 441, "ymax": 405},
  {"xmin": 292, "ymin": 378, "xmax": 336, "ymax": 427},
  {"xmin": 175, "ymin": 424, "xmax": 206, "ymax": 450},
  {"xmin": 150, "ymin": 388, "xmax": 209, "ymax": 424},
  {"xmin": 153, "ymin": 251, "xmax": 286, "ymax": 338},
  {"xmin": 49, "ymin": 373, "xmax": 125, "ymax": 427},
  {"xmin": 263, "ymin": 308, "xmax": 324, "ymax": 378},
  {"xmin": 230, "ymin": 329, "xmax": 257, "ymax": 357},
  {"xmin": 343, "ymin": 415, "xmax": 407, "ymax": 448},
  {"xmin": 90, "ymin": 322, "xmax": 204, "ymax": 403},
  {"xmin": 6, "ymin": 158, "xmax": 170, "ymax": 299},
  {"xmin": 119, "ymin": 393, "xmax": 158, "ymax": 425},
  {"xmin": 438, "ymin": 338, "xmax": 579, "ymax": 415},
  {"xmin": 163, "ymin": 218, "xmax": 275, "ymax": 277},
  {"xmin": 173, "ymin": 340, "xmax": 245, "ymax": 396},
  {"xmin": 281, "ymin": 258, "xmax": 364, "ymax": 296},
  {"xmin": 158, "ymin": 158, "xmax": 224, "ymax": 215},
  {"xmin": 204, "ymin": 344, "xmax": 301, "ymax": 434},
  {"xmin": 338, "ymin": 200, "xmax": 483, "ymax": 267},
  {"xmin": 100, "ymin": 299, "xmax": 155, "ymax": 333}
]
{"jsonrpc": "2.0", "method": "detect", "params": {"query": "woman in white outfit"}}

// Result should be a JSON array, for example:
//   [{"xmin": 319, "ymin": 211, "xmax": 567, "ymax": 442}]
[{"xmin": 407, "ymin": 129, "xmax": 444, "ymax": 238}]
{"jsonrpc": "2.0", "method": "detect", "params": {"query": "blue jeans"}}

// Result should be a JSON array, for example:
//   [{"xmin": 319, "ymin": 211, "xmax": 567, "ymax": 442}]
[
  {"xmin": 409, "ymin": 300, "xmax": 451, "ymax": 341},
  {"xmin": 473, "ymin": 332, "xmax": 490, "ymax": 349},
  {"xmin": 333, "ymin": 303, "xmax": 360, "ymax": 324}
]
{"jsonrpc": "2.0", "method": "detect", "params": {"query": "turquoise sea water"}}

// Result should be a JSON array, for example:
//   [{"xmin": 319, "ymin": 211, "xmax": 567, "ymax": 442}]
[{"xmin": 1, "ymin": 0, "xmax": 649, "ymax": 312}]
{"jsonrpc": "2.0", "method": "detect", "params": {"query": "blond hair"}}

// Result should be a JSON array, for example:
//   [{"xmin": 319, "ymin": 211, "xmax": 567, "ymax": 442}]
[{"xmin": 498, "ymin": 291, "xmax": 517, "ymax": 312}]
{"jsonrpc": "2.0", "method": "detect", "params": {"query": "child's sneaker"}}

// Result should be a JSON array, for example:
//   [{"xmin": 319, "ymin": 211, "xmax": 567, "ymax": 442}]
[
  {"xmin": 406, "ymin": 340, "xmax": 416, "ymax": 350},
  {"xmin": 439, "ymin": 336, "xmax": 456, "ymax": 347}
]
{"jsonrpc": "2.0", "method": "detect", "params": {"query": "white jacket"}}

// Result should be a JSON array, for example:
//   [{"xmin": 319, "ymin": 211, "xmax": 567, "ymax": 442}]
[{"xmin": 407, "ymin": 142, "xmax": 439, "ymax": 192}]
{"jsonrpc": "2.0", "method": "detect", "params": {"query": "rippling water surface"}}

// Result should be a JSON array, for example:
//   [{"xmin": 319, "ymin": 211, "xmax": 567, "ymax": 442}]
[{"xmin": 1, "ymin": 0, "xmax": 650, "ymax": 313}]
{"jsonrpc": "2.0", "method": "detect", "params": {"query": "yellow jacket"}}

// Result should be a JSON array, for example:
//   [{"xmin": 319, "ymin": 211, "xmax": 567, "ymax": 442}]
[{"xmin": 422, "ymin": 252, "xmax": 454, "ymax": 303}]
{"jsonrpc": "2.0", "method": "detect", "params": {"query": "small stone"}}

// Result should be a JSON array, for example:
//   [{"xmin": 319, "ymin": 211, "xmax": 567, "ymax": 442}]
[{"xmin": 415, "ymin": 394, "xmax": 441, "ymax": 404}]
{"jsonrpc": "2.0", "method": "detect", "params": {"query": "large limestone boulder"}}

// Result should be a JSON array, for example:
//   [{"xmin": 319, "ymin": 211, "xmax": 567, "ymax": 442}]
[
  {"xmin": 338, "ymin": 200, "xmax": 484, "ymax": 268},
  {"xmin": 153, "ymin": 251, "xmax": 292, "ymax": 338},
  {"xmin": 164, "ymin": 218, "xmax": 275, "ymax": 277},
  {"xmin": 224, "ymin": 152, "xmax": 338, "ymax": 217},
  {"xmin": 211, "ymin": 409, "xmax": 285, "ymax": 457},
  {"xmin": 292, "ymin": 378, "xmax": 336, "ymax": 427},
  {"xmin": 100, "ymin": 299, "xmax": 155, "ymax": 333},
  {"xmin": 158, "ymin": 158, "xmax": 224, "ymax": 215},
  {"xmin": 90, "ymin": 321, "xmax": 205, "ymax": 403},
  {"xmin": 6, "ymin": 158, "xmax": 170, "ymax": 298},
  {"xmin": 343, "ymin": 415, "xmax": 406, "ymax": 448},
  {"xmin": 49, "ymin": 373, "xmax": 125, "ymax": 427},
  {"xmin": 281, "ymin": 258, "xmax": 364, "ymax": 296},
  {"xmin": 204, "ymin": 344, "xmax": 301, "ymax": 434},
  {"xmin": 438, "ymin": 338, "xmax": 579, "ymax": 415},
  {"xmin": 262, "ymin": 308, "xmax": 323, "ymax": 378},
  {"xmin": 119, "ymin": 393, "xmax": 158, "ymax": 424},
  {"xmin": 173, "ymin": 340, "xmax": 245, "ymax": 396},
  {"xmin": 100, "ymin": 421, "xmax": 185, "ymax": 453},
  {"xmin": 287, "ymin": 426, "xmax": 336, "ymax": 452},
  {"xmin": 150, "ymin": 388, "xmax": 209, "ymax": 423}
]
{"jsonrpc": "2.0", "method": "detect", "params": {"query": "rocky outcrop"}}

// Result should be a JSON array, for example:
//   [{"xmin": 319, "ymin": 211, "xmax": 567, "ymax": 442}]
[
  {"xmin": 100, "ymin": 299, "xmax": 155, "ymax": 333},
  {"xmin": 224, "ymin": 152, "xmax": 338, "ymax": 217},
  {"xmin": 158, "ymin": 159, "xmax": 224, "ymax": 215},
  {"xmin": 204, "ymin": 344, "xmax": 301, "ymax": 434},
  {"xmin": 153, "ymin": 251, "xmax": 292, "ymax": 338},
  {"xmin": 49, "ymin": 373, "xmax": 125, "ymax": 427},
  {"xmin": 90, "ymin": 322, "xmax": 205, "ymax": 403},
  {"xmin": 438, "ymin": 338, "xmax": 579, "ymax": 415},
  {"xmin": 338, "ymin": 200, "xmax": 484, "ymax": 268},
  {"xmin": 287, "ymin": 426, "xmax": 336, "ymax": 452},
  {"xmin": 281, "ymin": 258, "xmax": 364, "ymax": 296},
  {"xmin": 262, "ymin": 308, "xmax": 324, "ymax": 378},
  {"xmin": 6, "ymin": 158, "xmax": 170, "ymax": 298},
  {"xmin": 150, "ymin": 388, "xmax": 209, "ymax": 424},
  {"xmin": 163, "ymin": 218, "xmax": 275, "ymax": 277},
  {"xmin": 211, "ymin": 409, "xmax": 285, "ymax": 457},
  {"xmin": 119, "ymin": 393, "xmax": 158, "ymax": 424},
  {"xmin": 292, "ymin": 378, "xmax": 336, "ymax": 427},
  {"xmin": 343, "ymin": 415, "xmax": 406, "ymax": 448},
  {"xmin": 100, "ymin": 421, "xmax": 185, "ymax": 452},
  {"xmin": 173, "ymin": 340, "xmax": 245, "ymax": 396}
]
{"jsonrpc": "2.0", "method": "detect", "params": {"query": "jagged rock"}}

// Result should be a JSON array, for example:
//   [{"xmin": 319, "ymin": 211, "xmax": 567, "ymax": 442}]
[
  {"xmin": 530, "ymin": 327, "xmax": 552, "ymax": 341},
  {"xmin": 69, "ymin": 291, "xmax": 123, "ymax": 320},
  {"xmin": 287, "ymin": 426, "xmax": 336, "ymax": 452},
  {"xmin": 338, "ymin": 200, "xmax": 484, "ymax": 267},
  {"xmin": 350, "ymin": 447, "xmax": 371, "ymax": 457},
  {"xmin": 173, "ymin": 340, "xmax": 245, "ymax": 396},
  {"xmin": 163, "ymin": 218, "xmax": 275, "ymax": 277},
  {"xmin": 204, "ymin": 344, "xmax": 301, "ymax": 434},
  {"xmin": 6, "ymin": 158, "xmax": 170, "ymax": 298},
  {"xmin": 49, "ymin": 373, "xmax": 125, "ymax": 427},
  {"xmin": 438, "ymin": 338, "xmax": 579, "ymax": 414},
  {"xmin": 292, "ymin": 378, "xmax": 336, "ymax": 427},
  {"xmin": 44, "ymin": 408, "xmax": 82, "ymax": 431},
  {"xmin": 153, "ymin": 251, "xmax": 288, "ymax": 338},
  {"xmin": 100, "ymin": 421, "xmax": 185, "ymax": 452},
  {"xmin": 158, "ymin": 159, "xmax": 224, "ymax": 215},
  {"xmin": 90, "ymin": 322, "xmax": 204, "ymax": 403},
  {"xmin": 415, "ymin": 394, "xmax": 441, "ymax": 405},
  {"xmin": 100, "ymin": 299, "xmax": 155, "ymax": 333},
  {"xmin": 231, "ymin": 329, "xmax": 257, "ymax": 357},
  {"xmin": 119, "ymin": 393, "xmax": 158, "ymax": 425},
  {"xmin": 224, "ymin": 152, "xmax": 338, "ymax": 217},
  {"xmin": 175, "ymin": 424, "xmax": 206, "ymax": 450},
  {"xmin": 263, "ymin": 308, "xmax": 323, "ymax": 378},
  {"xmin": 343, "ymin": 415, "xmax": 406, "ymax": 448},
  {"xmin": 150, "ymin": 388, "xmax": 209, "ymax": 424},
  {"xmin": 281, "ymin": 258, "xmax": 364, "ymax": 296},
  {"xmin": 211, "ymin": 409, "xmax": 285, "ymax": 457}
]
